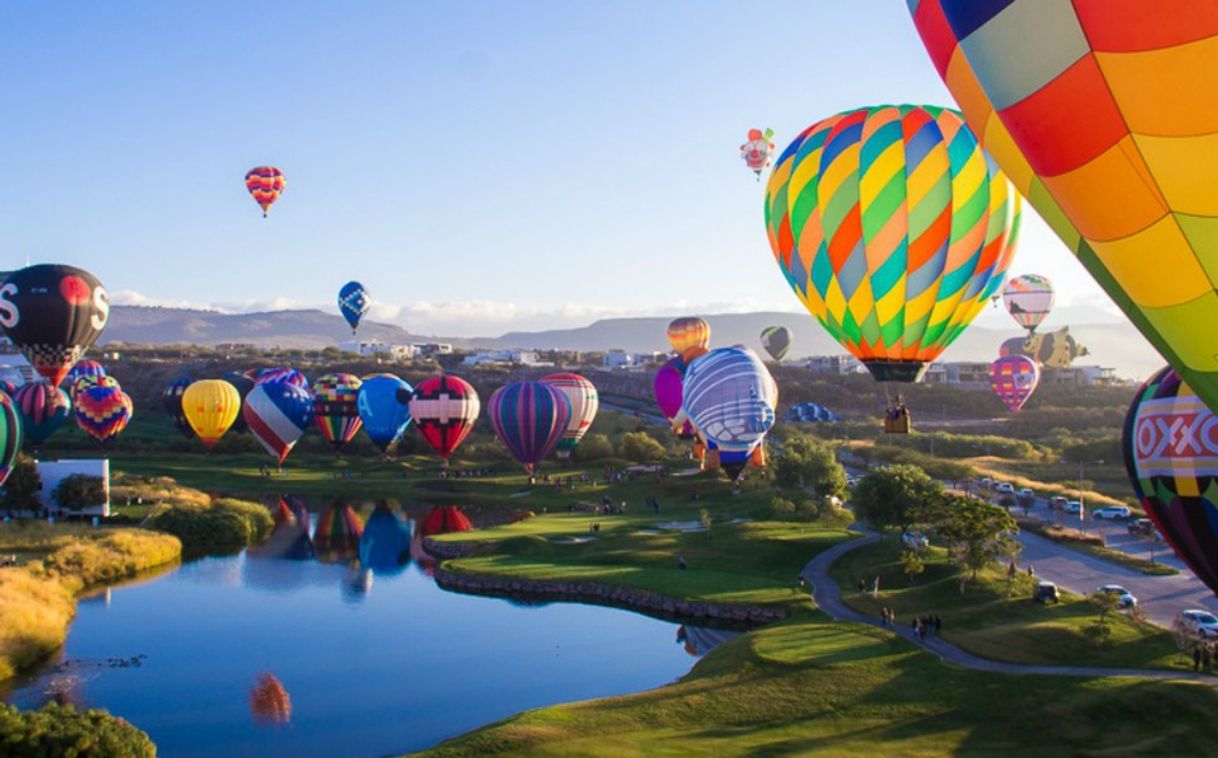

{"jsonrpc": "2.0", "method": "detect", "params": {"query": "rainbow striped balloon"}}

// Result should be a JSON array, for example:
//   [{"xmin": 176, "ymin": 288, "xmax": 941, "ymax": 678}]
[{"xmin": 764, "ymin": 105, "xmax": 1020, "ymax": 382}]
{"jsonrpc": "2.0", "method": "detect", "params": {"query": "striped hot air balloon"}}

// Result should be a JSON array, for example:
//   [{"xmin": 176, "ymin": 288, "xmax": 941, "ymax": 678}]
[
  {"xmin": 162, "ymin": 375, "xmax": 194, "ymax": 439},
  {"xmin": 313, "ymin": 500, "xmax": 364, "ymax": 563},
  {"xmin": 409, "ymin": 375, "xmax": 480, "ymax": 461},
  {"xmin": 764, "ymin": 105, "xmax": 1020, "ymax": 383},
  {"xmin": 244, "ymin": 166, "xmax": 285, "ymax": 217},
  {"xmin": 0, "ymin": 391, "xmax": 21, "ymax": 488},
  {"xmin": 13, "ymin": 382, "xmax": 71, "ymax": 446},
  {"xmin": 988, "ymin": 355, "xmax": 1040, "ymax": 413},
  {"xmin": 74, "ymin": 384, "xmax": 133, "ymax": 448},
  {"xmin": 653, "ymin": 357, "xmax": 696, "ymax": 440},
  {"xmin": 681, "ymin": 346, "xmax": 777, "ymax": 480},
  {"xmin": 313, "ymin": 373, "xmax": 363, "ymax": 453},
  {"xmin": 243, "ymin": 381, "xmax": 314, "ymax": 465},
  {"xmin": 64, "ymin": 359, "xmax": 105, "ymax": 388},
  {"xmin": 539, "ymin": 373, "xmax": 598, "ymax": 459},
  {"xmin": 70, "ymin": 373, "xmax": 117, "ymax": 403},
  {"xmin": 667, "ymin": 317, "xmax": 711, "ymax": 363},
  {"xmin": 419, "ymin": 505, "xmax": 475, "ymax": 536},
  {"xmin": 488, "ymin": 381, "xmax": 570, "ymax": 474}
]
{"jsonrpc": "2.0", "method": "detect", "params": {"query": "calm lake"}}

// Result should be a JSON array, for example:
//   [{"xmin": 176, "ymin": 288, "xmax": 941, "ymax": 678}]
[{"xmin": 3, "ymin": 506, "xmax": 738, "ymax": 757}]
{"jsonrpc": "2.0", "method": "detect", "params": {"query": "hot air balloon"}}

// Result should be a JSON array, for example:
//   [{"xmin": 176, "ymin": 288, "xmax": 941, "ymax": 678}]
[
  {"xmin": 0, "ymin": 264, "xmax": 109, "ymax": 388},
  {"xmin": 313, "ymin": 373, "xmax": 363, "ymax": 453},
  {"xmin": 256, "ymin": 368, "xmax": 309, "ymax": 389},
  {"xmin": 539, "ymin": 373, "xmax": 598, "ymax": 459},
  {"xmin": 358, "ymin": 503, "xmax": 412, "ymax": 576},
  {"xmin": 313, "ymin": 499, "xmax": 364, "ymax": 563},
  {"xmin": 243, "ymin": 381, "xmax": 314, "ymax": 465},
  {"xmin": 223, "ymin": 371, "xmax": 256, "ymax": 433},
  {"xmin": 162, "ymin": 376, "xmax": 194, "ymax": 439},
  {"xmin": 759, "ymin": 325, "xmax": 792, "ymax": 362},
  {"xmin": 64, "ymin": 360, "xmax": 105, "ymax": 388},
  {"xmin": 419, "ymin": 505, "xmax": 475, "ymax": 536},
  {"xmin": 357, "ymin": 374, "xmax": 413, "ymax": 455},
  {"xmin": 70, "ymin": 373, "xmax": 117, "ymax": 403},
  {"xmin": 1000, "ymin": 326, "xmax": 1088, "ymax": 369},
  {"xmin": 244, "ymin": 166, "xmax": 285, "ymax": 217},
  {"xmin": 667, "ymin": 317, "xmax": 711, "ymax": 363},
  {"xmin": 488, "ymin": 381, "xmax": 570, "ymax": 475},
  {"xmin": 0, "ymin": 392, "xmax": 20, "ymax": 487},
  {"xmin": 1123, "ymin": 366, "xmax": 1218, "ymax": 597},
  {"xmin": 0, "ymin": 381, "xmax": 19, "ymax": 398},
  {"xmin": 249, "ymin": 673, "xmax": 292, "ymax": 725},
  {"xmin": 337, "ymin": 282, "xmax": 370, "ymax": 334},
  {"xmin": 653, "ymin": 357, "xmax": 696, "ymax": 440},
  {"xmin": 988, "ymin": 355, "xmax": 1040, "ymax": 413},
  {"xmin": 765, "ymin": 105, "xmax": 1020, "ymax": 389},
  {"xmin": 741, "ymin": 127, "xmax": 776, "ymax": 180},
  {"xmin": 1002, "ymin": 274, "xmax": 1054, "ymax": 335},
  {"xmin": 282, "ymin": 494, "xmax": 311, "ymax": 531},
  {"xmin": 74, "ymin": 384, "xmax": 132, "ymax": 448},
  {"xmin": 13, "ymin": 382, "xmax": 71, "ymax": 447},
  {"xmin": 909, "ymin": 1, "xmax": 1218, "ymax": 413},
  {"xmin": 681, "ymin": 346, "xmax": 777, "ymax": 480},
  {"xmin": 182, "ymin": 379, "xmax": 242, "ymax": 449},
  {"xmin": 409, "ymin": 375, "xmax": 480, "ymax": 461}
]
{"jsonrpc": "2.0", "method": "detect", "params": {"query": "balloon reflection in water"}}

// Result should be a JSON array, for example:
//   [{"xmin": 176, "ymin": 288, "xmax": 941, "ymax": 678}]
[
  {"xmin": 420, "ymin": 505, "xmax": 474, "ymax": 536},
  {"xmin": 313, "ymin": 500, "xmax": 364, "ymax": 563},
  {"xmin": 358, "ymin": 503, "xmax": 412, "ymax": 577},
  {"xmin": 675, "ymin": 625, "xmax": 741, "ymax": 657},
  {"xmin": 249, "ymin": 673, "xmax": 291, "ymax": 725}
]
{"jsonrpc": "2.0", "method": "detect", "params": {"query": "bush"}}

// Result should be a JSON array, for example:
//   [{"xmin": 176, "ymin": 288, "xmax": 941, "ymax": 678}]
[
  {"xmin": 53, "ymin": 475, "xmax": 108, "ymax": 511},
  {"xmin": 0, "ymin": 702, "xmax": 155, "ymax": 757},
  {"xmin": 620, "ymin": 432, "xmax": 667, "ymax": 463},
  {"xmin": 769, "ymin": 496, "xmax": 797, "ymax": 519},
  {"xmin": 149, "ymin": 498, "xmax": 273, "ymax": 554},
  {"xmin": 573, "ymin": 433, "xmax": 615, "ymax": 462},
  {"xmin": 1, "ymin": 456, "xmax": 41, "ymax": 514}
]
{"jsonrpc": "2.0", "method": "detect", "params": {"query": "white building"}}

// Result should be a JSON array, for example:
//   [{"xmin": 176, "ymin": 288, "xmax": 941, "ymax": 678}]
[
  {"xmin": 38, "ymin": 458, "xmax": 111, "ymax": 518},
  {"xmin": 602, "ymin": 350, "xmax": 664, "ymax": 369},
  {"xmin": 339, "ymin": 339, "xmax": 419, "ymax": 360},
  {"xmin": 805, "ymin": 355, "xmax": 865, "ymax": 376},
  {"xmin": 0, "ymin": 340, "xmax": 36, "ymax": 384},
  {"xmin": 415, "ymin": 343, "xmax": 453, "ymax": 356},
  {"xmin": 923, "ymin": 361, "xmax": 990, "ymax": 388},
  {"xmin": 462, "ymin": 349, "xmax": 547, "ymax": 367},
  {"xmin": 1043, "ymin": 365, "xmax": 1119, "ymax": 386}
]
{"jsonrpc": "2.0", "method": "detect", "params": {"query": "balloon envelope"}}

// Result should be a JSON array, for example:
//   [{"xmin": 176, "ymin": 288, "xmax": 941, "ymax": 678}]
[
  {"xmin": 764, "ymin": 105, "xmax": 1020, "ymax": 383},
  {"xmin": 64, "ymin": 360, "xmax": 105, "ymax": 388},
  {"xmin": 682, "ymin": 347, "xmax": 777, "ymax": 479},
  {"xmin": 999, "ymin": 326, "xmax": 1088, "ymax": 369},
  {"xmin": 243, "ymin": 382, "xmax": 314, "ymax": 464},
  {"xmin": 358, "ymin": 505, "xmax": 412, "ymax": 576},
  {"xmin": 75, "ymin": 384, "xmax": 132, "ymax": 447},
  {"xmin": 337, "ymin": 281, "xmax": 370, "ymax": 333},
  {"xmin": 162, "ymin": 376, "xmax": 194, "ymax": 439},
  {"xmin": 488, "ymin": 381, "xmax": 570, "ymax": 472},
  {"xmin": 0, "ymin": 264, "xmax": 109, "ymax": 387},
  {"xmin": 988, "ymin": 355, "xmax": 1040, "ymax": 413},
  {"xmin": 14, "ymin": 382, "xmax": 71, "ymax": 446},
  {"xmin": 653, "ymin": 357, "xmax": 696, "ymax": 439},
  {"xmin": 313, "ymin": 373, "xmax": 363, "ymax": 452},
  {"xmin": 313, "ymin": 502, "xmax": 364, "ymax": 562},
  {"xmin": 245, "ymin": 166, "xmax": 285, "ymax": 216},
  {"xmin": 420, "ymin": 505, "xmax": 475, "ymax": 536},
  {"xmin": 1002, "ymin": 274, "xmax": 1054, "ymax": 333},
  {"xmin": 0, "ymin": 392, "xmax": 19, "ymax": 487},
  {"xmin": 256, "ymin": 368, "xmax": 309, "ymax": 389},
  {"xmin": 666, "ymin": 318, "xmax": 710, "ymax": 363},
  {"xmin": 182, "ymin": 379, "xmax": 242, "ymax": 449},
  {"xmin": 539, "ymin": 373, "xmax": 598, "ymax": 458},
  {"xmin": 759, "ymin": 326, "xmax": 792, "ymax": 362},
  {"xmin": 409, "ymin": 375, "xmax": 480, "ymax": 460},
  {"xmin": 357, "ymin": 374, "xmax": 413, "ymax": 454},
  {"xmin": 1123, "ymin": 367, "xmax": 1218, "ymax": 596},
  {"xmin": 910, "ymin": 1, "xmax": 1218, "ymax": 411}
]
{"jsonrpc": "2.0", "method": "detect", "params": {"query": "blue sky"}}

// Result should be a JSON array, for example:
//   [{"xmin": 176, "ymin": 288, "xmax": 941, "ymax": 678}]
[{"xmin": 0, "ymin": 1, "xmax": 1115, "ymax": 336}]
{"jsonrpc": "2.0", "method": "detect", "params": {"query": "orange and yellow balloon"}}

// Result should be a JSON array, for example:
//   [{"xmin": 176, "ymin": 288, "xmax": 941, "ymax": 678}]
[
  {"xmin": 666, "ymin": 317, "xmax": 710, "ymax": 363},
  {"xmin": 182, "ymin": 379, "xmax": 242, "ymax": 449},
  {"xmin": 244, "ymin": 166, "xmax": 285, "ymax": 217}
]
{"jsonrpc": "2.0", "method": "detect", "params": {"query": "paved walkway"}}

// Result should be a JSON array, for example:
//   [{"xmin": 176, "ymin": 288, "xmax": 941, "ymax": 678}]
[{"xmin": 800, "ymin": 532, "xmax": 1218, "ymax": 684}]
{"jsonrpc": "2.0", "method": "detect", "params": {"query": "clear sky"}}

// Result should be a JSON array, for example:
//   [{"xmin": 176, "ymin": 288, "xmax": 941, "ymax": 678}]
[{"xmin": 0, "ymin": 1, "xmax": 1117, "ymax": 336}]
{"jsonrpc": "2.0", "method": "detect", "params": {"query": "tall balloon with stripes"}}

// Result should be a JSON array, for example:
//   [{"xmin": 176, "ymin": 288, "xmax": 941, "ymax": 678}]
[
  {"xmin": 539, "ymin": 373, "xmax": 598, "ymax": 459},
  {"xmin": 488, "ymin": 381, "xmax": 570, "ymax": 474},
  {"xmin": 0, "ymin": 391, "xmax": 21, "ymax": 486},
  {"xmin": 13, "ymin": 382, "xmax": 71, "ymax": 446},
  {"xmin": 313, "ymin": 373, "xmax": 363, "ymax": 453},
  {"xmin": 243, "ymin": 381, "xmax": 314, "ymax": 465}
]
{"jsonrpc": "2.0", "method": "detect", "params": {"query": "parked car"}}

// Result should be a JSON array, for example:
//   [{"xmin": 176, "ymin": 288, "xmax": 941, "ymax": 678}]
[
  {"xmin": 1097, "ymin": 584, "xmax": 1137, "ymax": 608},
  {"xmin": 1092, "ymin": 506, "xmax": 1132, "ymax": 521},
  {"xmin": 1128, "ymin": 518, "xmax": 1155, "ymax": 536},
  {"xmin": 1178, "ymin": 609, "xmax": 1218, "ymax": 638},
  {"xmin": 1049, "ymin": 495, "xmax": 1068, "ymax": 510},
  {"xmin": 901, "ymin": 531, "xmax": 930, "ymax": 550},
  {"xmin": 1061, "ymin": 500, "xmax": 1083, "ymax": 516},
  {"xmin": 1033, "ymin": 581, "xmax": 1060, "ymax": 604},
  {"xmin": 979, "ymin": 477, "xmax": 993, "ymax": 490},
  {"xmin": 846, "ymin": 475, "xmax": 859, "ymax": 487},
  {"xmin": 1018, "ymin": 488, "xmax": 1035, "ymax": 500},
  {"xmin": 994, "ymin": 482, "xmax": 1015, "ymax": 494}
]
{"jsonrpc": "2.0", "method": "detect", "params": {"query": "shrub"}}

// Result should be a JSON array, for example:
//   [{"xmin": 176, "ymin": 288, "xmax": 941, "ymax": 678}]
[
  {"xmin": 1, "ymin": 456, "xmax": 42, "ymax": 514},
  {"xmin": 0, "ymin": 702, "xmax": 155, "ymax": 757},
  {"xmin": 769, "ymin": 496, "xmax": 797, "ymax": 519},
  {"xmin": 149, "ymin": 498, "xmax": 273, "ymax": 554},
  {"xmin": 53, "ymin": 475, "xmax": 108, "ymax": 511},
  {"xmin": 620, "ymin": 432, "xmax": 667, "ymax": 463},
  {"xmin": 573, "ymin": 433, "xmax": 615, "ymax": 462}
]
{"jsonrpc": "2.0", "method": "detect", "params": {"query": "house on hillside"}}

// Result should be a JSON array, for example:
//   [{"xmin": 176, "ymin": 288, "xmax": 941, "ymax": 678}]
[
  {"xmin": 462, "ymin": 349, "xmax": 548, "ymax": 367},
  {"xmin": 1042, "ymin": 365, "xmax": 1119, "ymax": 386},
  {"xmin": 805, "ymin": 355, "xmax": 865, "ymax": 376},
  {"xmin": 923, "ymin": 361, "xmax": 990, "ymax": 389},
  {"xmin": 603, "ymin": 350, "xmax": 664, "ymax": 369},
  {"xmin": 340, "ymin": 339, "xmax": 418, "ymax": 360}
]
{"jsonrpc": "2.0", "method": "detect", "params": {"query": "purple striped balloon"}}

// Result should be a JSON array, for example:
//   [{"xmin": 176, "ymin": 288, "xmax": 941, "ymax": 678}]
[{"xmin": 488, "ymin": 381, "xmax": 570, "ymax": 473}]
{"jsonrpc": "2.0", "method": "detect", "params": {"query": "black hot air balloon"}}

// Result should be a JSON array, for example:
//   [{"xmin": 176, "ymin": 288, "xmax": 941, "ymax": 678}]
[{"xmin": 0, "ymin": 265, "xmax": 109, "ymax": 388}]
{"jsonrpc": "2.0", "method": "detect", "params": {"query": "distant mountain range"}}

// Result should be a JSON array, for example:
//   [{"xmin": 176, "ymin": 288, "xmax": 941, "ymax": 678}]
[{"xmin": 102, "ymin": 305, "xmax": 1163, "ymax": 380}]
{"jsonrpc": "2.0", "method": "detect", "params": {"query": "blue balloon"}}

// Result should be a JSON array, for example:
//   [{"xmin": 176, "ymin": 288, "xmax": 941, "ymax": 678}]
[
  {"xmin": 357, "ymin": 374, "xmax": 413, "ymax": 453},
  {"xmin": 338, "ymin": 281, "xmax": 371, "ymax": 333},
  {"xmin": 358, "ymin": 504, "xmax": 412, "ymax": 576}
]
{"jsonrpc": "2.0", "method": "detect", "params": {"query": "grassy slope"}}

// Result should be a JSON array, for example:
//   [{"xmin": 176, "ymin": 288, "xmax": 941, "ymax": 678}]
[{"xmin": 830, "ymin": 539, "xmax": 1184, "ymax": 671}]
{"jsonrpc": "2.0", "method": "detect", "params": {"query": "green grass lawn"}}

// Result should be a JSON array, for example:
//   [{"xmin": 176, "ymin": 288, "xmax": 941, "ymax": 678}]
[
  {"xmin": 416, "ymin": 613, "xmax": 1218, "ymax": 757},
  {"xmin": 830, "ymin": 538, "xmax": 1186, "ymax": 671}
]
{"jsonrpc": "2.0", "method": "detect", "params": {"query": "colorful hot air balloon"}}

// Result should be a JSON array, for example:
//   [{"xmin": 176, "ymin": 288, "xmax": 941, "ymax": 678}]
[
  {"xmin": 764, "ymin": 105, "xmax": 1020, "ymax": 384},
  {"xmin": 70, "ymin": 373, "xmax": 117, "ymax": 403},
  {"xmin": 667, "ymin": 317, "xmax": 711, "ymax": 363},
  {"xmin": 999, "ymin": 326, "xmax": 1088, "ymax": 369},
  {"xmin": 64, "ymin": 360, "xmax": 105, "ymax": 388},
  {"xmin": 182, "ymin": 379, "xmax": 242, "ymax": 449},
  {"xmin": 249, "ymin": 673, "xmax": 292, "ymax": 725},
  {"xmin": 759, "ymin": 326, "xmax": 793, "ymax": 362},
  {"xmin": 653, "ymin": 357, "xmax": 696, "ymax": 440},
  {"xmin": 419, "ymin": 505, "xmax": 474, "ymax": 536},
  {"xmin": 1123, "ymin": 367, "xmax": 1218, "ymax": 597},
  {"xmin": 12, "ymin": 382, "xmax": 69, "ymax": 447},
  {"xmin": 74, "ymin": 384, "xmax": 132, "ymax": 448},
  {"xmin": 313, "ymin": 500, "xmax": 364, "ymax": 562},
  {"xmin": 0, "ymin": 264, "xmax": 109, "ymax": 388},
  {"xmin": 681, "ymin": 346, "xmax": 777, "ymax": 480},
  {"xmin": 988, "ymin": 355, "xmax": 1040, "ymax": 413},
  {"xmin": 741, "ymin": 127, "xmax": 777, "ymax": 180},
  {"xmin": 488, "ymin": 381, "xmax": 570, "ymax": 474},
  {"xmin": 0, "ymin": 391, "xmax": 22, "ymax": 487},
  {"xmin": 256, "ymin": 368, "xmax": 309, "ymax": 389},
  {"xmin": 162, "ymin": 376, "xmax": 194, "ymax": 439},
  {"xmin": 409, "ymin": 375, "xmax": 480, "ymax": 461},
  {"xmin": 539, "ymin": 373, "xmax": 598, "ymax": 459},
  {"xmin": 0, "ymin": 381, "xmax": 19, "ymax": 399},
  {"xmin": 243, "ymin": 381, "xmax": 314, "ymax": 465},
  {"xmin": 1002, "ymin": 274, "xmax": 1054, "ymax": 335},
  {"xmin": 337, "ymin": 282, "xmax": 371, "ymax": 334},
  {"xmin": 313, "ymin": 373, "xmax": 363, "ymax": 453},
  {"xmin": 358, "ymin": 503, "xmax": 412, "ymax": 577},
  {"xmin": 223, "ymin": 371, "xmax": 256, "ymax": 433},
  {"xmin": 357, "ymin": 374, "xmax": 413, "ymax": 454},
  {"xmin": 909, "ymin": 1, "xmax": 1218, "ymax": 413},
  {"xmin": 244, "ymin": 166, "xmax": 285, "ymax": 217}
]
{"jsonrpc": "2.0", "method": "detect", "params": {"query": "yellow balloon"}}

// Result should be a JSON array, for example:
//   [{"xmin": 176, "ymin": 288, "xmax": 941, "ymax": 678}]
[{"xmin": 182, "ymin": 379, "xmax": 241, "ymax": 449}]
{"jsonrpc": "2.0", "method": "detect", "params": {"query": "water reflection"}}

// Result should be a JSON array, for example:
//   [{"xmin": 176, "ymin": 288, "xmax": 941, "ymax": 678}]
[
  {"xmin": 676, "ymin": 625, "xmax": 741, "ymax": 657},
  {"xmin": 249, "ymin": 673, "xmax": 292, "ymax": 726}
]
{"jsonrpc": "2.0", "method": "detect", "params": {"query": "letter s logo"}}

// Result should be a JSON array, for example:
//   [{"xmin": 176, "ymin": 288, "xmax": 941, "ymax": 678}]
[
  {"xmin": 0, "ymin": 283, "xmax": 19, "ymax": 330},
  {"xmin": 91, "ymin": 286, "xmax": 110, "ymax": 331}
]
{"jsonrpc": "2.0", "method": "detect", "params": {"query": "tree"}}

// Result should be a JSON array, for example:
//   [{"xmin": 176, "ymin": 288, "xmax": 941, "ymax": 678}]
[
  {"xmin": 851, "ymin": 464, "xmax": 943, "ymax": 532},
  {"xmin": 1, "ymin": 455, "xmax": 41, "ymax": 515},
  {"xmin": 573, "ymin": 433, "xmax": 615, "ymax": 462},
  {"xmin": 53, "ymin": 474, "xmax": 108, "ymax": 511},
  {"xmin": 772, "ymin": 432, "xmax": 847, "ymax": 500},
  {"xmin": 1088, "ymin": 590, "xmax": 1121, "ymax": 647},
  {"xmin": 933, "ymin": 495, "xmax": 1018, "ymax": 581},
  {"xmin": 901, "ymin": 550, "xmax": 925, "ymax": 584},
  {"xmin": 620, "ymin": 432, "xmax": 666, "ymax": 463}
]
